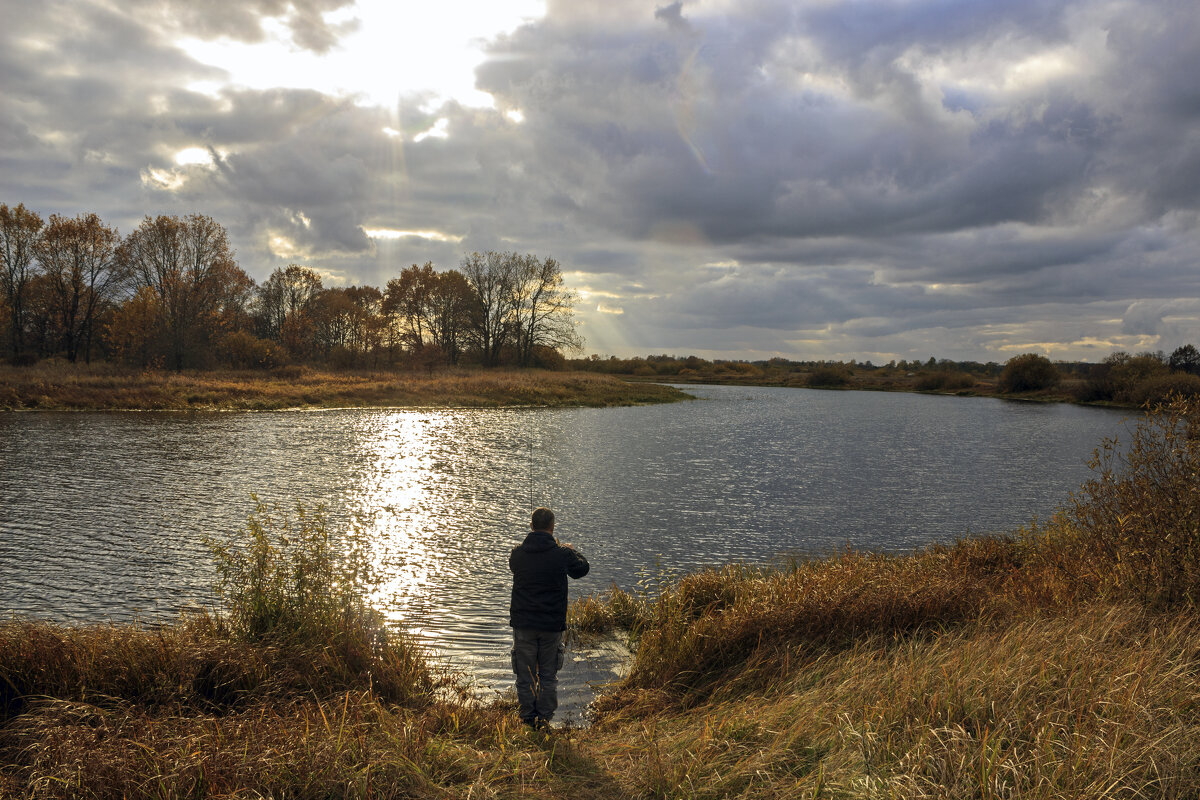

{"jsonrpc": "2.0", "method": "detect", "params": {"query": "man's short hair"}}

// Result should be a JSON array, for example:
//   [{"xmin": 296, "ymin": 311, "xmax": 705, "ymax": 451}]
[{"xmin": 531, "ymin": 507, "xmax": 555, "ymax": 531}]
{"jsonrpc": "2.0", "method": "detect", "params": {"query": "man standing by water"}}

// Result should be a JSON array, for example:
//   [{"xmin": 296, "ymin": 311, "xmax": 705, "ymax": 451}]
[{"xmin": 509, "ymin": 507, "xmax": 590, "ymax": 729}]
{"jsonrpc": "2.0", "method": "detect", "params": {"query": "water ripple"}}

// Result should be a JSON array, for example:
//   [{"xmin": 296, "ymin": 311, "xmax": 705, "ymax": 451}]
[{"xmin": 0, "ymin": 386, "xmax": 1129, "ymax": 715}]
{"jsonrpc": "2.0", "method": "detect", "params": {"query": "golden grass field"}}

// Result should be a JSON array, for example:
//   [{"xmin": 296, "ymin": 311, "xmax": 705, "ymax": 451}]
[{"xmin": 0, "ymin": 362, "xmax": 689, "ymax": 411}]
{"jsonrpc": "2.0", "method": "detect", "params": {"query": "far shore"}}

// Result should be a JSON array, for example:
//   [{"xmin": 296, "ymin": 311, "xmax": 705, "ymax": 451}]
[
  {"xmin": 624, "ymin": 370, "xmax": 1135, "ymax": 407},
  {"xmin": 0, "ymin": 363, "xmax": 691, "ymax": 411}
]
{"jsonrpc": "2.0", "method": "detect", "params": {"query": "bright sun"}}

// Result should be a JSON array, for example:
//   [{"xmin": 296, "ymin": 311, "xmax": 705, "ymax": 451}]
[{"xmin": 178, "ymin": 0, "xmax": 546, "ymax": 110}]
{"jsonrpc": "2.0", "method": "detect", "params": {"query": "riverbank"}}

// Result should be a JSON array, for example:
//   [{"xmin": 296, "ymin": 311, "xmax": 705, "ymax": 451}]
[
  {"xmin": 0, "ymin": 363, "xmax": 689, "ymax": 411},
  {"xmin": 572, "ymin": 356, "xmax": 1151, "ymax": 407},
  {"xmin": 640, "ymin": 369, "xmax": 1096, "ymax": 405},
  {"xmin": 3, "ymin": 398, "xmax": 1198, "ymax": 798}
]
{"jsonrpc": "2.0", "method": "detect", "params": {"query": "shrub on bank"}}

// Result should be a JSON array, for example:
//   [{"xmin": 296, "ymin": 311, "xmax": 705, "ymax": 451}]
[
  {"xmin": 0, "ymin": 500, "xmax": 435, "ymax": 729},
  {"xmin": 806, "ymin": 366, "xmax": 851, "ymax": 387},
  {"xmin": 998, "ymin": 353, "xmax": 1059, "ymax": 393},
  {"xmin": 1121, "ymin": 371, "xmax": 1200, "ymax": 407},
  {"xmin": 1027, "ymin": 393, "xmax": 1200, "ymax": 606},
  {"xmin": 914, "ymin": 370, "xmax": 976, "ymax": 391},
  {"xmin": 202, "ymin": 498, "xmax": 432, "ymax": 701}
]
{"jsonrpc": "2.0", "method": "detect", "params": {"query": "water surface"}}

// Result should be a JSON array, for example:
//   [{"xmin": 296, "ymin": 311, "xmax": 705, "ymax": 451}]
[{"xmin": 0, "ymin": 385, "xmax": 1131, "ymax": 720}]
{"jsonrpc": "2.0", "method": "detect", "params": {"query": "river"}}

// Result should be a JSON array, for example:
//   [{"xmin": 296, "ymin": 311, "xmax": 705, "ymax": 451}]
[{"xmin": 0, "ymin": 384, "xmax": 1131, "ymax": 722}]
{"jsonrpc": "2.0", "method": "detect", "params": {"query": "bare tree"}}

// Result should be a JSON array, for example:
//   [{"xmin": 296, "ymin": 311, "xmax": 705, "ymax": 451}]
[
  {"xmin": 35, "ymin": 213, "xmax": 122, "ymax": 363},
  {"xmin": 461, "ymin": 250, "xmax": 520, "ymax": 367},
  {"xmin": 118, "ymin": 213, "xmax": 241, "ymax": 370},
  {"xmin": 0, "ymin": 203, "xmax": 44, "ymax": 362},
  {"xmin": 257, "ymin": 264, "xmax": 323, "ymax": 358},
  {"xmin": 510, "ymin": 255, "xmax": 582, "ymax": 366}
]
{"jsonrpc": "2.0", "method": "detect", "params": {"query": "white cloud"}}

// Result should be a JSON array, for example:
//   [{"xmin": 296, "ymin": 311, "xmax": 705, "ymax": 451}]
[
  {"xmin": 174, "ymin": 0, "xmax": 546, "ymax": 109},
  {"xmin": 363, "ymin": 228, "xmax": 464, "ymax": 243}
]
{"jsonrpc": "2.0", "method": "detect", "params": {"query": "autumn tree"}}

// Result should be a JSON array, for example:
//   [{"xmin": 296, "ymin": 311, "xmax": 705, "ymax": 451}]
[
  {"xmin": 426, "ymin": 269, "xmax": 474, "ymax": 364},
  {"xmin": 106, "ymin": 285, "xmax": 164, "ymax": 367},
  {"xmin": 345, "ymin": 285, "xmax": 385, "ymax": 363},
  {"xmin": 310, "ymin": 286, "xmax": 383, "ymax": 366},
  {"xmin": 257, "ymin": 264, "xmax": 323, "ymax": 360},
  {"xmin": 383, "ymin": 262, "xmax": 437, "ymax": 350},
  {"xmin": 118, "ymin": 214, "xmax": 249, "ymax": 370},
  {"xmin": 35, "ymin": 213, "xmax": 122, "ymax": 363},
  {"xmin": 383, "ymin": 263, "xmax": 477, "ymax": 365},
  {"xmin": 0, "ymin": 203, "xmax": 44, "ymax": 362},
  {"xmin": 21, "ymin": 271, "xmax": 59, "ymax": 359}
]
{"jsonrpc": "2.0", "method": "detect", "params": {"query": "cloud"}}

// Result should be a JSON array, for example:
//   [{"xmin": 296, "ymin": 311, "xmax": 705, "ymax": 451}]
[
  {"xmin": 3, "ymin": 0, "xmax": 1200, "ymax": 360},
  {"xmin": 126, "ymin": 0, "xmax": 358, "ymax": 53}
]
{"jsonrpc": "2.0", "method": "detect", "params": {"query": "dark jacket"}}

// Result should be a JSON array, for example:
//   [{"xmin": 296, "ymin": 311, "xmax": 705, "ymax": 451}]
[{"xmin": 509, "ymin": 530, "xmax": 590, "ymax": 631}]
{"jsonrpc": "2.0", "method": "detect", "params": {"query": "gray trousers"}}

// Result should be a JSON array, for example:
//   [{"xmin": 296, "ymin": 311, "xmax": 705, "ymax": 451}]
[{"xmin": 511, "ymin": 628, "xmax": 565, "ymax": 724}]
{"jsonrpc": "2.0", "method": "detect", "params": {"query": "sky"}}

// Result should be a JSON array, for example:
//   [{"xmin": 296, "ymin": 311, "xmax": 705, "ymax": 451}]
[{"xmin": 2, "ymin": 0, "xmax": 1199, "ymax": 363}]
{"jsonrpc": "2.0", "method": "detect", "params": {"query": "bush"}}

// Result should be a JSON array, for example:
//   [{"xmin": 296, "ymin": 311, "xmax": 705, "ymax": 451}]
[
  {"xmin": 1031, "ymin": 394, "xmax": 1200, "ymax": 606},
  {"xmin": 999, "ymin": 353, "xmax": 1059, "ymax": 393},
  {"xmin": 807, "ymin": 366, "xmax": 851, "ymax": 387},
  {"xmin": 216, "ymin": 330, "xmax": 281, "ymax": 370},
  {"xmin": 1125, "ymin": 372, "xmax": 1200, "ymax": 406},
  {"xmin": 1080, "ymin": 352, "xmax": 1170, "ymax": 403},
  {"xmin": 915, "ymin": 371, "xmax": 976, "ymax": 391},
  {"xmin": 202, "ymin": 498, "xmax": 431, "ymax": 701},
  {"xmin": 205, "ymin": 498, "xmax": 377, "ymax": 646},
  {"xmin": 530, "ymin": 345, "xmax": 566, "ymax": 371}
]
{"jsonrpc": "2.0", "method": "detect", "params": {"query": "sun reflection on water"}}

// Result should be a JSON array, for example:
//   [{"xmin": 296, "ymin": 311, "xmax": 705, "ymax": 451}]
[
  {"xmin": 347, "ymin": 412, "xmax": 449, "ymax": 637},
  {"xmin": 344, "ymin": 409, "xmax": 538, "ymax": 652}
]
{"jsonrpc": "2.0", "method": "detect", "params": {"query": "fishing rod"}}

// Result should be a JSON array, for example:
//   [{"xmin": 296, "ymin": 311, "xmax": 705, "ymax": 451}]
[{"xmin": 529, "ymin": 408, "xmax": 535, "ymax": 511}]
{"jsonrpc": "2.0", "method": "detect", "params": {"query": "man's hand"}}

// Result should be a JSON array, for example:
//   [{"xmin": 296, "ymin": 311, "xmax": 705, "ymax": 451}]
[{"xmin": 560, "ymin": 542, "xmax": 574, "ymax": 549}]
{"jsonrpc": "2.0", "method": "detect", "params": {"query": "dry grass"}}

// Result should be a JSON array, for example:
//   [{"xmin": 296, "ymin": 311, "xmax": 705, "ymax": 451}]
[
  {"xmin": 587, "ymin": 605, "xmax": 1200, "ymax": 798},
  {"xmin": 0, "ymin": 629, "xmax": 625, "ymax": 799},
  {"xmin": 0, "ymin": 362, "xmax": 689, "ymax": 411},
  {"xmin": 580, "ymin": 537, "xmax": 1024, "ymax": 708},
  {"xmin": 6, "ymin": 604, "xmax": 1199, "ymax": 798}
]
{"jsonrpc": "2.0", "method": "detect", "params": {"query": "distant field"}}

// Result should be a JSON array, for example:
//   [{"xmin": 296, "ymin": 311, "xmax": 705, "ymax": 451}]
[{"xmin": 0, "ymin": 363, "xmax": 690, "ymax": 411}]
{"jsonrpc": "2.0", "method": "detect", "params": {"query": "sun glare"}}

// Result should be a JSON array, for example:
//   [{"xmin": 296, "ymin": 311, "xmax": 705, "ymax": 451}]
[
  {"xmin": 174, "ymin": 146, "xmax": 214, "ymax": 166},
  {"xmin": 177, "ymin": 0, "xmax": 546, "ymax": 110},
  {"xmin": 364, "ymin": 227, "xmax": 463, "ymax": 243}
]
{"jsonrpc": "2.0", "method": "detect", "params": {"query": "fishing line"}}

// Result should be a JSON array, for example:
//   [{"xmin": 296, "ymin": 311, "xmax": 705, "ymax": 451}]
[{"xmin": 528, "ymin": 409, "xmax": 535, "ymax": 511}]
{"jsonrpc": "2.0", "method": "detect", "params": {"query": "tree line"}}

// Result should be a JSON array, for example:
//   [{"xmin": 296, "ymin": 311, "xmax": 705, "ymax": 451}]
[
  {"xmin": 0, "ymin": 203, "xmax": 582, "ymax": 370},
  {"xmin": 572, "ymin": 348, "xmax": 1200, "ymax": 405}
]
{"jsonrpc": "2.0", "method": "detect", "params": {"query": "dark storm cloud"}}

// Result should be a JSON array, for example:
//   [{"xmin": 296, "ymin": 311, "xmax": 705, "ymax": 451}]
[
  {"xmin": 4, "ymin": 0, "xmax": 1200, "ymax": 359},
  {"xmin": 478, "ymin": 0, "xmax": 1195, "ymax": 246}
]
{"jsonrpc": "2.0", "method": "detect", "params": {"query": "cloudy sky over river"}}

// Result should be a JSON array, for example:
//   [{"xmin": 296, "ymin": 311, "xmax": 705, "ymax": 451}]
[{"xmin": 3, "ymin": 0, "xmax": 1199, "ymax": 362}]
